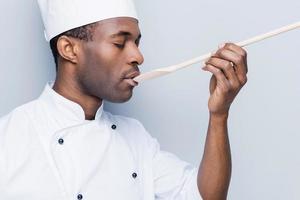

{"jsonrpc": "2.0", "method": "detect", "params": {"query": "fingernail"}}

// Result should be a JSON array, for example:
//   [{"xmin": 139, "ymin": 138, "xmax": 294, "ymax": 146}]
[{"xmin": 218, "ymin": 43, "xmax": 226, "ymax": 49}]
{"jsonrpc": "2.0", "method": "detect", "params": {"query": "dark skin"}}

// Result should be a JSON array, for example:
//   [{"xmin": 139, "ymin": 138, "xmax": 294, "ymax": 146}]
[
  {"xmin": 53, "ymin": 17, "xmax": 143, "ymax": 119},
  {"xmin": 200, "ymin": 43, "xmax": 248, "ymax": 199},
  {"xmin": 53, "ymin": 17, "xmax": 248, "ymax": 199}
]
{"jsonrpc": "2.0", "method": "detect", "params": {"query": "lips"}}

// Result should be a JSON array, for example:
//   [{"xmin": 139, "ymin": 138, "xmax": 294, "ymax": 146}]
[
  {"xmin": 124, "ymin": 71, "xmax": 140, "ymax": 79},
  {"xmin": 123, "ymin": 71, "xmax": 140, "ymax": 87},
  {"xmin": 124, "ymin": 79, "xmax": 138, "ymax": 87}
]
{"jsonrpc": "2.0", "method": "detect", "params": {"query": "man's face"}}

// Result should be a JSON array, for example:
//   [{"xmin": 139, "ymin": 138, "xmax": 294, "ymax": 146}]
[{"xmin": 76, "ymin": 17, "xmax": 144, "ymax": 103}]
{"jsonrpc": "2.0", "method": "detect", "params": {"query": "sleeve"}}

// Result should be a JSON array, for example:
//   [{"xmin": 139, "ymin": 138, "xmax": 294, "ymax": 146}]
[{"xmin": 150, "ymin": 137, "xmax": 203, "ymax": 200}]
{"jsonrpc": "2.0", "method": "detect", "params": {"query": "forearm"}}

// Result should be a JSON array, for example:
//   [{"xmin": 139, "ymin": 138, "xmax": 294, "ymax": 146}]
[{"xmin": 197, "ymin": 112, "xmax": 232, "ymax": 200}]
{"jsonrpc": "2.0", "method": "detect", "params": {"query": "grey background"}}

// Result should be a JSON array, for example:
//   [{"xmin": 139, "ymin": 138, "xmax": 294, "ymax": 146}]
[{"xmin": 1, "ymin": 0, "xmax": 300, "ymax": 199}]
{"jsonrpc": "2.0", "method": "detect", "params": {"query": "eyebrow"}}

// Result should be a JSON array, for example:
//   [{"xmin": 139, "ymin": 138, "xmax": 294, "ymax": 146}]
[{"xmin": 111, "ymin": 31, "xmax": 142, "ymax": 40}]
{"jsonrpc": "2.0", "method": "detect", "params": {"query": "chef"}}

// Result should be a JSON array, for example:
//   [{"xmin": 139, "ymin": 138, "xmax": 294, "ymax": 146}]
[{"xmin": 0, "ymin": 0, "xmax": 248, "ymax": 199}]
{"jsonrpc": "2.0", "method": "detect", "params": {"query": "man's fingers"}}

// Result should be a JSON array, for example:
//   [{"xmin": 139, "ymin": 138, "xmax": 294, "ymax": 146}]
[
  {"xmin": 203, "ymin": 64, "xmax": 231, "ymax": 92},
  {"xmin": 224, "ymin": 43, "xmax": 248, "ymax": 74},
  {"xmin": 205, "ymin": 57, "xmax": 241, "ymax": 89},
  {"xmin": 214, "ymin": 47, "xmax": 248, "ymax": 85},
  {"xmin": 222, "ymin": 43, "xmax": 247, "ymax": 59}
]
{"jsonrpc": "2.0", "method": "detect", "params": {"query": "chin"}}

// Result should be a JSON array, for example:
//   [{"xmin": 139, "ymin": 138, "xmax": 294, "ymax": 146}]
[{"xmin": 108, "ymin": 91, "xmax": 133, "ymax": 103}]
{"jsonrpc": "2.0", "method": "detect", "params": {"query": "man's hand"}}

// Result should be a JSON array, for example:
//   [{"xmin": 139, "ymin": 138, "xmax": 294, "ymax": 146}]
[{"xmin": 203, "ymin": 43, "xmax": 248, "ymax": 116}]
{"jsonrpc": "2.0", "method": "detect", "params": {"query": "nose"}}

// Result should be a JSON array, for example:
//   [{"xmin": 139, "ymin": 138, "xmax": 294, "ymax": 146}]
[{"xmin": 128, "ymin": 45, "xmax": 144, "ymax": 67}]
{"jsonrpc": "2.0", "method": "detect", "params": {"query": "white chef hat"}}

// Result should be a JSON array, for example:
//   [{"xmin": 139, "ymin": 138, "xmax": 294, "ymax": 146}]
[{"xmin": 37, "ymin": 0, "xmax": 138, "ymax": 42}]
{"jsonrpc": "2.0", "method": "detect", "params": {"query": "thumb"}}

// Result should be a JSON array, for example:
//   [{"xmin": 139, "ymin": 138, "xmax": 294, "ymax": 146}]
[{"xmin": 209, "ymin": 75, "xmax": 217, "ymax": 95}]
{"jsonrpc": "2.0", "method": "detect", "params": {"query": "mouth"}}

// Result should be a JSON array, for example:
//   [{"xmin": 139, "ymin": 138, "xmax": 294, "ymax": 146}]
[{"xmin": 123, "ymin": 71, "xmax": 140, "ymax": 87}]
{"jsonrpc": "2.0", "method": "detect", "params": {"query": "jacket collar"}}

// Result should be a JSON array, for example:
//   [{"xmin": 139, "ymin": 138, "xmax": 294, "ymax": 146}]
[{"xmin": 38, "ymin": 82, "xmax": 104, "ymax": 126}]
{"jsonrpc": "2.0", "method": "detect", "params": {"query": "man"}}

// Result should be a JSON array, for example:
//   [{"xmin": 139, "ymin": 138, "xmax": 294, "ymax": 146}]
[{"xmin": 0, "ymin": 0, "xmax": 248, "ymax": 199}]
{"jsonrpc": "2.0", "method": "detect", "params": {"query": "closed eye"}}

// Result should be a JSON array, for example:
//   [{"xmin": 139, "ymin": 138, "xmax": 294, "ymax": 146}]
[{"xmin": 114, "ymin": 43, "xmax": 125, "ymax": 49}]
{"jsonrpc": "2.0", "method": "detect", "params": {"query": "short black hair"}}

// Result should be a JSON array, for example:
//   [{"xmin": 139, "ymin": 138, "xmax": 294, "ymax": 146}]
[{"xmin": 49, "ymin": 23, "xmax": 97, "ymax": 71}]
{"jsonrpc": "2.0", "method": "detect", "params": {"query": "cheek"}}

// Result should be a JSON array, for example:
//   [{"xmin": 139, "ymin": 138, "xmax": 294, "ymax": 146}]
[
  {"xmin": 80, "ymin": 43, "xmax": 125, "ymax": 88},
  {"xmin": 83, "ymin": 48, "xmax": 110, "ymax": 74},
  {"xmin": 95, "ymin": 45, "xmax": 125, "ymax": 79}
]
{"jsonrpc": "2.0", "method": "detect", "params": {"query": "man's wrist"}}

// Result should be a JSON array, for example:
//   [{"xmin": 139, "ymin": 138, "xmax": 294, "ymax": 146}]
[{"xmin": 209, "ymin": 111, "xmax": 229, "ymax": 122}]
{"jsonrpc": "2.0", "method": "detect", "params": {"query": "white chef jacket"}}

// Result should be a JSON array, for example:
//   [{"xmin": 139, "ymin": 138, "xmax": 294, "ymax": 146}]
[{"xmin": 0, "ymin": 83, "xmax": 202, "ymax": 200}]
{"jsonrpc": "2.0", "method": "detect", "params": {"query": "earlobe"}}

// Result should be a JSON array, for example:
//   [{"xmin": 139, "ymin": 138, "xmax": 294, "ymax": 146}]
[{"xmin": 57, "ymin": 36, "xmax": 79, "ymax": 64}]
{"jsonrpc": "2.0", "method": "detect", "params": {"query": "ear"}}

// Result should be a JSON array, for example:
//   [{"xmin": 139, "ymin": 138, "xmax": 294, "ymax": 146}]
[{"xmin": 56, "ymin": 36, "xmax": 80, "ymax": 64}]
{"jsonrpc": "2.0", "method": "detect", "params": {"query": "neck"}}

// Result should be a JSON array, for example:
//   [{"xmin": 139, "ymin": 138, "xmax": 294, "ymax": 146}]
[{"xmin": 53, "ymin": 68, "xmax": 102, "ymax": 120}]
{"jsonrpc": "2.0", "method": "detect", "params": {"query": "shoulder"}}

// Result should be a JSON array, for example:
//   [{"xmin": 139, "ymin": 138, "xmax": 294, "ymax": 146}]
[
  {"xmin": 0, "ymin": 100, "xmax": 39, "ymax": 128},
  {"xmin": 0, "ymin": 100, "xmax": 41, "ymax": 168},
  {"xmin": 0, "ymin": 100, "xmax": 40, "ymax": 146}
]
